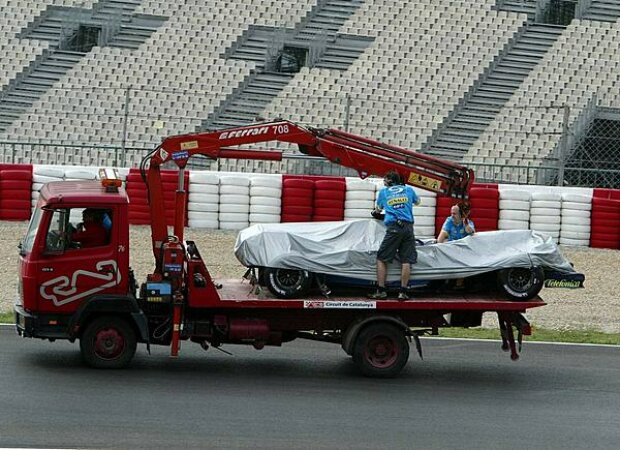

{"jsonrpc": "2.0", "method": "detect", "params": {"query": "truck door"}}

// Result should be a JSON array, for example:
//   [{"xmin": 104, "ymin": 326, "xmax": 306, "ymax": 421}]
[{"xmin": 35, "ymin": 207, "xmax": 122, "ymax": 314}]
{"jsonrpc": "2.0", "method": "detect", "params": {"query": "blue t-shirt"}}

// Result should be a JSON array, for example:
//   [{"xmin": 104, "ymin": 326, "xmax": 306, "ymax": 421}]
[
  {"xmin": 376, "ymin": 185, "xmax": 419, "ymax": 225},
  {"xmin": 442, "ymin": 217, "xmax": 475, "ymax": 241}
]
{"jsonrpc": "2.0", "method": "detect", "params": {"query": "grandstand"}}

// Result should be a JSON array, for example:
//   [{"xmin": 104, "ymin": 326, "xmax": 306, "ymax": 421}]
[{"xmin": 0, "ymin": 0, "xmax": 619, "ymax": 186}]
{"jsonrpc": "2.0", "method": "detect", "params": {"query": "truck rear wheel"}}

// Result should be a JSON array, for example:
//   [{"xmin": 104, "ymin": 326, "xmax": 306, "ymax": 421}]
[
  {"xmin": 353, "ymin": 323, "xmax": 409, "ymax": 378},
  {"xmin": 80, "ymin": 316, "xmax": 137, "ymax": 369},
  {"xmin": 264, "ymin": 268, "xmax": 313, "ymax": 299}
]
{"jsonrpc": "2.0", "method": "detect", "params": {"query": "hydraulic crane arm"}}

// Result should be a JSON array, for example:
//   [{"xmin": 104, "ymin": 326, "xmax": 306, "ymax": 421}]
[{"xmin": 141, "ymin": 120, "xmax": 474, "ymax": 268}]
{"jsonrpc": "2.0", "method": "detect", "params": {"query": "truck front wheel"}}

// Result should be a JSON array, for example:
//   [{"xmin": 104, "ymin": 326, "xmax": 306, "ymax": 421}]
[
  {"xmin": 80, "ymin": 316, "xmax": 137, "ymax": 369},
  {"xmin": 353, "ymin": 323, "xmax": 409, "ymax": 378}
]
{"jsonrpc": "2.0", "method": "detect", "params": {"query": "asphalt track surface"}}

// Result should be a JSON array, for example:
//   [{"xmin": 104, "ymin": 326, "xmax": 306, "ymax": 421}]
[{"xmin": 0, "ymin": 326, "xmax": 619, "ymax": 450}]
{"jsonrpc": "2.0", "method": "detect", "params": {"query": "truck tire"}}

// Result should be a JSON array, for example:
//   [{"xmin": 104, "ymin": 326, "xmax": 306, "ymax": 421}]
[
  {"xmin": 80, "ymin": 316, "xmax": 137, "ymax": 369},
  {"xmin": 353, "ymin": 323, "xmax": 409, "ymax": 378},
  {"xmin": 264, "ymin": 268, "xmax": 313, "ymax": 299},
  {"xmin": 497, "ymin": 267, "xmax": 544, "ymax": 301}
]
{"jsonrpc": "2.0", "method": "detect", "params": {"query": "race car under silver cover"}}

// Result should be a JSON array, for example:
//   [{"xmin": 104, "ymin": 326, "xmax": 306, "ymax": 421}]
[{"xmin": 234, "ymin": 219, "xmax": 581, "ymax": 282}]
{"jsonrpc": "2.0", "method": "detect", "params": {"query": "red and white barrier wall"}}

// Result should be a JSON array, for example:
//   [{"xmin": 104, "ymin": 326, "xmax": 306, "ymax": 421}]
[{"xmin": 1, "ymin": 164, "xmax": 619, "ymax": 250}]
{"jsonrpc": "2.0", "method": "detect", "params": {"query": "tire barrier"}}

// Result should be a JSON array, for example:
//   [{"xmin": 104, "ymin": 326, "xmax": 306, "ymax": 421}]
[
  {"xmin": 249, "ymin": 175, "xmax": 282, "ymax": 226},
  {"xmin": 187, "ymin": 171, "xmax": 220, "ymax": 229},
  {"xmin": 468, "ymin": 184, "xmax": 499, "ymax": 232},
  {"xmin": 414, "ymin": 188, "xmax": 436, "ymax": 238},
  {"xmin": 281, "ymin": 176, "xmax": 314, "ymax": 223},
  {"xmin": 434, "ymin": 195, "xmax": 454, "ymax": 238},
  {"xmin": 313, "ymin": 178, "xmax": 345, "ymax": 222},
  {"xmin": 498, "ymin": 189, "xmax": 531, "ymax": 230},
  {"xmin": 344, "ymin": 178, "xmax": 377, "ymax": 220},
  {"xmin": 126, "ymin": 168, "xmax": 189, "ymax": 226},
  {"xmin": 560, "ymin": 193, "xmax": 591, "ymax": 247},
  {"xmin": 0, "ymin": 164, "xmax": 32, "ymax": 221},
  {"xmin": 2, "ymin": 164, "xmax": 619, "ymax": 252},
  {"xmin": 219, "ymin": 175, "xmax": 250, "ymax": 230},
  {"xmin": 530, "ymin": 191, "xmax": 561, "ymax": 243},
  {"xmin": 590, "ymin": 189, "xmax": 620, "ymax": 249}
]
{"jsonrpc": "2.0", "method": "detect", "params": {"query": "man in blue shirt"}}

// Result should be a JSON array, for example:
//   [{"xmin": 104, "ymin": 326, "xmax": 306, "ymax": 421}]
[
  {"xmin": 369, "ymin": 171, "xmax": 420, "ymax": 300},
  {"xmin": 437, "ymin": 204, "xmax": 475, "ymax": 243}
]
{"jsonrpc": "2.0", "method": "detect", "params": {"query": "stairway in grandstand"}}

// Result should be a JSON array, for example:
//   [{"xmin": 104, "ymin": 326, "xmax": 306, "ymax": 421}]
[
  {"xmin": 495, "ymin": 0, "xmax": 540, "ymax": 20},
  {"xmin": 581, "ymin": 0, "xmax": 620, "ymax": 21},
  {"xmin": 0, "ymin": 0, "xmax": 166, "ymax": 132},
  {"xmin": 202, "ymin": 0, "xmax": 374, "ymax": 130},
  {"xmin": 423, "ymin": 23, "xmax": 565, "ymax": 160}
]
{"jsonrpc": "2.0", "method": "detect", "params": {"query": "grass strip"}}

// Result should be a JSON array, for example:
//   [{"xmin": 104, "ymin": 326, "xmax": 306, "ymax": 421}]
[
  {"xmin": 437, "ymin": 327, "xmax": 620, "ymax": 345},
  {"xmin": 0, "ymin": 311, "xmax": 13, "ymax": 324}
]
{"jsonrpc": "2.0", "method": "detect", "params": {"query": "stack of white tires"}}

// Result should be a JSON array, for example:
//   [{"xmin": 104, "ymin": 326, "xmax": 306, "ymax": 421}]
[
  {"xmin": 529, "ymin": 191, "xmax": 561, "ymax": 242},
  {"xmin": 249, "ymin": 175, "xmax": 282, "ymax": 226},
  {"xmin": 218, "ymin": 175, "xmax": 250, "ymax": 230},
  {"xmin": 343, "ymin": 179, "xmax": 376, "ymax": 220},
  {"xmin": 498, "ymin": 189, "xmax": 531, "ymax": 230},
  {"xmin": 560, "ymin": 193, "xmax": 592, "ymax": 246},
  {"xmin": 31, "ymin": 166, "xmax": 65, "ymax": 210},
  {"xmin": 413, "ymin": 188, "xmax": 436, "ymax": 238},
  {"xmin": 187, "ymin": 172, "xmax": 220, "ymax": 229}
]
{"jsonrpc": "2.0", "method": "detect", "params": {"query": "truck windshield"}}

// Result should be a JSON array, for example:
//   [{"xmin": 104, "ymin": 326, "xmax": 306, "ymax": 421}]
[{"xmin": 21, "ymin": 207, "xmax": 42, "ymax": 254}]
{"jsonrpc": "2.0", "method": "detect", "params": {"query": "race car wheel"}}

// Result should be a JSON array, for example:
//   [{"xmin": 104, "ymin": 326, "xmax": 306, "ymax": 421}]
[
  {"xmin": 353, "ymin": 323, "xmax": 409, "ymax": 378},
  {"xmin": 497, "ymin": 267, "xmax": 544, "ymax": 301},
  {"xmin": 80, "ymin": 316, "xmax": 137, "ymax": 369},
  {"xmin": 264, "ymin": 268, "xmax": 313, "ymax": 299}
]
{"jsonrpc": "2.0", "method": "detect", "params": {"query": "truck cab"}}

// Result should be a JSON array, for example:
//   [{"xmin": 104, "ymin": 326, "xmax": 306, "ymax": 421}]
[{"xmin": 16, "ymin": 179, "xmax": 131, "ymax": 338}]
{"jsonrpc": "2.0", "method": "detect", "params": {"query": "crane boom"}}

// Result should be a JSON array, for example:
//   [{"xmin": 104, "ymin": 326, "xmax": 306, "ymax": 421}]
[{"xmin": 141, "ymin": 120, "xmax": 474, "ymax": 268}]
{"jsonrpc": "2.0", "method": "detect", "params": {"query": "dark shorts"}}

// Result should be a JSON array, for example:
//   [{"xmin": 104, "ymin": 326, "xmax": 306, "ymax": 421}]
[{"xmin": 377, "ymin": 221, "xmax": 417, "ymax": 264}]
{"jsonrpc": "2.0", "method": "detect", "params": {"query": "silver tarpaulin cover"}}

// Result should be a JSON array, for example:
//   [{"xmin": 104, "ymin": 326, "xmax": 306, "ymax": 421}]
[{"xmin": 234, "ymin": 219, "xmax": 578, "ymax": 282}]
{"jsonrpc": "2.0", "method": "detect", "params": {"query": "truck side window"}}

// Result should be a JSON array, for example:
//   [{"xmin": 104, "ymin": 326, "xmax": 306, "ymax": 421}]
[
  {"xmin": 69, "ymin": 208, "xmax": 111, "ymax": 249},
  {"xmin": 45, "ymin": 209, "xmax": 70, "ymax": 252}
]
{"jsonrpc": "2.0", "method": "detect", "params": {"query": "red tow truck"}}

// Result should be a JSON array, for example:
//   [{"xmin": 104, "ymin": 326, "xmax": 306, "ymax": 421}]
[{"xmin": 15, "ymin": 120, "xmax": 543, "ymax": 377}]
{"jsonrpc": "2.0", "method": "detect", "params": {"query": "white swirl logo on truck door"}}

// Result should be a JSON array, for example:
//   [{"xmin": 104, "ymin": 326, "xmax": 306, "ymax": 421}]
[{"xmin": 40, "ymin": 260, "xmax": 122, "ymax": 307}]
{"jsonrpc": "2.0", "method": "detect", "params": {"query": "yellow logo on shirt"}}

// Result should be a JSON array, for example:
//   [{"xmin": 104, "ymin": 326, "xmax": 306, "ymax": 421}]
[{"xmin": 387, "ymin": 196, "xmax": 408, "ymax": 206}]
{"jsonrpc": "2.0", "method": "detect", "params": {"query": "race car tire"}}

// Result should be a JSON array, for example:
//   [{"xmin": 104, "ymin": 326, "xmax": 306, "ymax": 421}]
[
  {"xmin": 497, "ymin": 266, "xmax": 544, "ymax": 301},
  {"xmin": 264, "ymin": 268, "xmax": 313, "ymax": 299}
]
